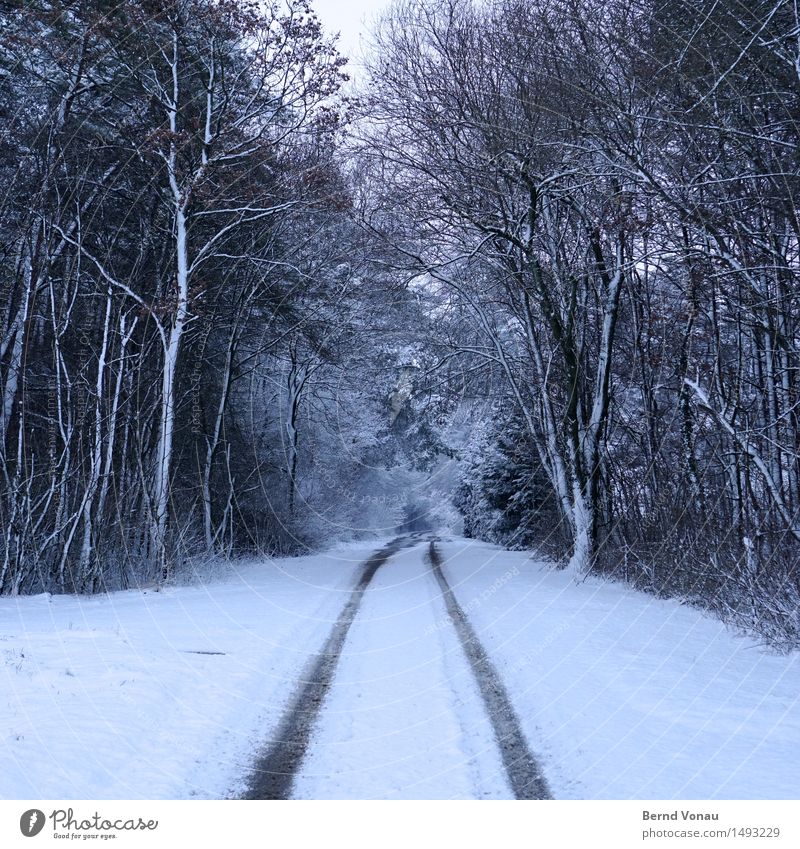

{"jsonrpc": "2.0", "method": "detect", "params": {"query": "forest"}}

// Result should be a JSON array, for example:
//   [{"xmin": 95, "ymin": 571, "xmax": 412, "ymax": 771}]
[{"xmin": 1, "ymin": 0, "xmax": 798, "ymax": 649}]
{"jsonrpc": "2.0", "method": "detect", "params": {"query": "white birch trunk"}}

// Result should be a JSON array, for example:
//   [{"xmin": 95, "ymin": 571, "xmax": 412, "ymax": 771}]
[{"xmin": 152, "ymin": 29, "xmax": 190, "ymax": 580}]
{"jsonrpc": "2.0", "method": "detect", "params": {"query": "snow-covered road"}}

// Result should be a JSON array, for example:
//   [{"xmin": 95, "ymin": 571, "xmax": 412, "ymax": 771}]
[
  {"xmin": 1, "ymin": 536, "xmax": 798, "ymax": 799},
  {"xmin": 289, "ymin": 539, "xmax": 531, "ymax": 799}
]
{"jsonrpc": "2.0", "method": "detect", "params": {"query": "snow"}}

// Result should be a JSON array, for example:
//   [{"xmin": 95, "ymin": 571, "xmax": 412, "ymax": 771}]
[
  {"xmin": 436, "ymin": 538, "xmax": 800, "ymax": 800},
  {"xmin": 292, "ymin": 543, "xmax": 510, "ymax": 799},
  {"xmin": 0, "ymin": 542, "xmax": 384, "ymax": 799},
  {"xmin": 1, "ymin": 535, "xmax": 797, "ymax": 800}
]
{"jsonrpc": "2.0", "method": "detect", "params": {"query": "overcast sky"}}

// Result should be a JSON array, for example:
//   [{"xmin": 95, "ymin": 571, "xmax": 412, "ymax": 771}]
[{"xmin": 312, "ymin": 0, "xmax": 391, "ymax": 72}]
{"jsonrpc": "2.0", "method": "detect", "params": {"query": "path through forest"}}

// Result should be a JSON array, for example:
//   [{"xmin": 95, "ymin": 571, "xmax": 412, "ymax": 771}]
[
  {"xmin": 243, "ymin": 537, "xmax": 550, "ymax": 800},
  {"xmin": 2, "ymin": 537, "xmax": 797, "ymax": 800}
]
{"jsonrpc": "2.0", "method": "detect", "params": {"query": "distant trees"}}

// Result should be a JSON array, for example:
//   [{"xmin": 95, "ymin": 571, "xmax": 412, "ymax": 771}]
[{"xmin": 454, "ymin": 411, "xmax": 563, "ymax": 553}]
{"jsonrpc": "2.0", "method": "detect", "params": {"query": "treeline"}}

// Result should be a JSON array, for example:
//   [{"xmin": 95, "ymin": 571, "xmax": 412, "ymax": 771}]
[
  {"xmin": 3, "ymin": 0, "xmax": 799, "ymax": 647},
  {"xmin": 362, "ymin": 0, "xmax": 800, "ymax": 646},
  {"xmin": 0, "ymin": 0, "xmax": 424, "ymax": 593}
]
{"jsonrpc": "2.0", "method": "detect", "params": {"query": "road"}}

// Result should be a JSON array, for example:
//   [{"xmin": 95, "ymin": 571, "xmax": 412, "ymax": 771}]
[{"xmin": 241, "ymin": 536, "xmax": 551, "ymax": 800}]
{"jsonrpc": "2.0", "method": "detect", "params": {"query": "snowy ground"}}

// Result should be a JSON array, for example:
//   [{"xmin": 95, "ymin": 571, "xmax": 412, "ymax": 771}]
[
  {"xmin": 291, "ymin": 543, "xmax": 511, "ymax": 799},
  {"xmin": 1, "ymin": 536, "xmax": 797, "ymax": 799},
  {"xmin": 436, "ymin": 538, "xmax": 800, "ymax": 800},
  {"xmin": 0, "ymin": 541, "xmax": 381, "ymax": 799}
]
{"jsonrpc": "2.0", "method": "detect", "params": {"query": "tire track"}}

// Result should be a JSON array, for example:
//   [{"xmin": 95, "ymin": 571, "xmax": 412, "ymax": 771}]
[
  {"xmin": 241, "ymin": 537, "xmax": 409, "ymax": 799},
  {"xmin": 427, "ymin": 540, "xmax": 553, "ymax": 800}
]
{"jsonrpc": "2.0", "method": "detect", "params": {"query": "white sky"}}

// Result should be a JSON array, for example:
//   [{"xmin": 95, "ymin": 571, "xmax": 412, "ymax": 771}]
[{"xmin": 312, "ymin": 0, "xmax": 391, "ymax": 71}]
